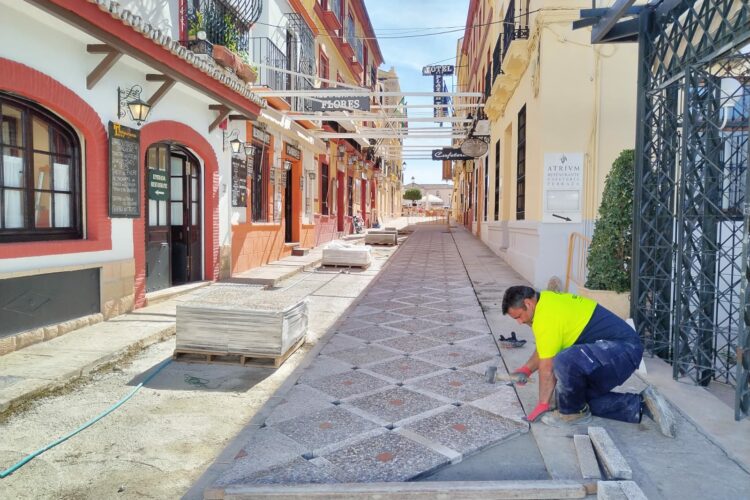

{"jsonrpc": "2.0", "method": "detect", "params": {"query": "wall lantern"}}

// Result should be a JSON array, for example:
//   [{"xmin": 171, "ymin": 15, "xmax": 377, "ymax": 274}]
[
  {"xmin": 223, "ymin": 129, "xmax": 242, "ymax": 154},
  {"xmin": 244, "ymin": 143, "xmax": 256, "ymax": 158},
  {"xmin": 284, "ymin": 160, "xmax": 293, "ymax": 171},
  {"xmin": 117, "ymin": 85, "xmax": 151, "ymax": 125}
]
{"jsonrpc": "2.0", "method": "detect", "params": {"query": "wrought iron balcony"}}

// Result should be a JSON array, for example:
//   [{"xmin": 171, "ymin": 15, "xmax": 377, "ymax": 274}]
[
  {"xmin": 248, "ymin": 37, "xmax": 288, "ymax": 92},
  {"xmin": 185, "ymin": 0, "xmax": 260, "ymax": 53}
]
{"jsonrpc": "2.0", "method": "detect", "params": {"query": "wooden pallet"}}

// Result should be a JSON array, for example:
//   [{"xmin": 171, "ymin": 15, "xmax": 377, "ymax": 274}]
[
  {"xmin": 321, "ymin": 262, "xmax": 371, "ymax": 270},
  {"xmin": 173, "ymin": 336, "xmax": 305, "ymax": 368}
]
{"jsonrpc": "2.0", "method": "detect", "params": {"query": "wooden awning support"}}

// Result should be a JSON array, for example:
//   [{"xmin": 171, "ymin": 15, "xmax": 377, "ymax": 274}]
[
  {"xmin": 145, "ymin": 74, "xmax": 175, "ymax": 109},
  {"xmin": 86, "ymin": 44, "xmax": 121, "ymax": 90},
  {"xmin": 208, "ymin": 104, "xmax": 231, "ymax": 133}
]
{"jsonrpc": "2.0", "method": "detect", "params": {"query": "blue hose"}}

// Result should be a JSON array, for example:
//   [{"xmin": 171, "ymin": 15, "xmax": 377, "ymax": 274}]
[{"xmin": 0, "ymin": 358, "xmax": 173, "ymax": 479}]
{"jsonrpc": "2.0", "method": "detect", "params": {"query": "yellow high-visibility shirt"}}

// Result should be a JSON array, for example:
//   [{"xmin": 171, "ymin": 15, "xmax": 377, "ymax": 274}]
[{"xmin": 532, "ymin": 291, "xmax": 597, "ymax": 359}]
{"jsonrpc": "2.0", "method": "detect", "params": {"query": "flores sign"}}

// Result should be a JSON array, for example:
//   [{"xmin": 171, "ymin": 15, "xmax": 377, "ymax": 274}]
[{"xmin": 310, "ymin": 95, "xmax": 370, "ymax": 112}]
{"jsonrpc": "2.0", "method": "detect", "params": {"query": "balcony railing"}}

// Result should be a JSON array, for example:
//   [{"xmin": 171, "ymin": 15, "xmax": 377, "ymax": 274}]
[
  {"xmin": 185, "ymin": 0, "xmax": 253, "ymax": 53},
  {"xmin": 485, "ymin": 65, "xmax": 492, "ymax": 100},
  {"xmin": 330, "ymin": 0, "xmax": 342, "ymax": 24},
  {"xmin": 500, "ymin": 0, "xmax": 529, "ymax": 68},
  {"xmin": 492, "ymin": 33, "xmax": 502, "ymax": 81},
  {"xmin": 249, "ymin": 37, "xmax": 287, "ymax": 92}
]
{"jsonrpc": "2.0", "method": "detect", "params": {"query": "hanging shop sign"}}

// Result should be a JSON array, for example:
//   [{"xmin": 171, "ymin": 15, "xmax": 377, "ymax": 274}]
[
  {"xmin": 147, "ymin": 169, "xmax": 169, "ymax": 201},
  {"xmin": 285, "ymin": 143, "xmax": 301, "ymax": 160},
  {"xmin": 231, "ymin": 156, "xmax": 247, "ymax": 207},
  {"xmin": 108, "ymin": 122, "xmax": 140, "ymax": 217},
  {"xmin": 310, "ymin": 95, "xmax": 370, "ymax": 112},
  {"xmin": 542, "ymin": 152, "xmax": 583, "ymax": 223},
  {"xmin": 252, "ymin": 126, "xmax": 271, "ymax": 145},
  {"xmin": 433, "ymin": 74, "xmax": 444, "ymax": 118},
  {"xmin": 422, "ymin": 65, "xmax": 455, "ymax": 76},
  {"xmin": 432, "ymin": 148, "xmax": 473, "ymax": 161},
  {"xmin": 442, "ymin": 160, "xmax": 452, "ymax": 181},
  {"xmin": 460, "ymin": 138, "xmax": 489, "ymax": 158}
]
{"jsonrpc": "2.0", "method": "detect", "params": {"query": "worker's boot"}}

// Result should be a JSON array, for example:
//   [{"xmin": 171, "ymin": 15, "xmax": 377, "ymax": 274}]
[
  {"xmin": 641, "ymin": 386, "xmax": 676, "ymax": 438},
  {"xmin": 540, "ymin": 404, "xmax": 592, "ymax": 427}
]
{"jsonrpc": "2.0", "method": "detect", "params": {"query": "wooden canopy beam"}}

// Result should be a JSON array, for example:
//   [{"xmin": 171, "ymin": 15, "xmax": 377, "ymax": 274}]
[
  {"xmin": 86, "ymin": 43, "xmax": 121, "ymax": 90},
  {"xmin": 208, "ymin": 104, "xmax": 231, "ymax": 133},
  {"xmin": 145, "ymin": 74, "xmax": 176, "ymax": 109}
]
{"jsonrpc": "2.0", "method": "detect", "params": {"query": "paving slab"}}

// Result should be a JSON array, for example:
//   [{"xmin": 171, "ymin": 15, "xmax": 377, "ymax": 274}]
[
  {"xmin": 271, "ymin": 406, "xmax": 381, "ymax": 453},
  {"xmin": 325, "ymin": 345, "xmax": 401, "ymax": 367},
  {"xmin": 345, "ymin": 386, "xmax": 447, "ymax": 425},
  {"xmin": 364, "ymin": 357, "xmax": 444, "ymax": 382},
  {"xmin": 408, "ymin": 369, "xmax": 500, "ymax": 403},
  {"xmin": 337, "ymin": 326, "xmax": 406, "ymax": 343},
  {"xmin": 416, "ymin": 325, "xmax": 486, "ymax": 343},
  {"xmin": 303, "ymin": 369, "xmax": 391, "ymax": 400},
  {"xmin": 413, "ymin": 345, "xmax": 495, "ymax": 368},
  {"xmin": 386, "ymin": 318, "xmax": 446, "ymax": 334},
  {"xmin": 373, "ymin": 334, "xmax": 444, "ymax": 353}
]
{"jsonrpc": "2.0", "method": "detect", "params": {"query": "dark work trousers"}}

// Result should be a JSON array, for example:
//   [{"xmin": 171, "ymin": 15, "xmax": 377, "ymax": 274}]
[{"xmin": 552, "ymin": 340, "xmax": 644, "ymax": 423}]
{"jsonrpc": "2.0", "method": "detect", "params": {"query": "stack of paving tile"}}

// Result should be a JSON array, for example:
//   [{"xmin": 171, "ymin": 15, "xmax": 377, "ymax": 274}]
[
  {"xmin": 321, "ymin": 240, "xmax": 372, "ymax": 267},
  {"xmin": 176, "ymin": 283, "xmax": 307, "ymax": 357}
]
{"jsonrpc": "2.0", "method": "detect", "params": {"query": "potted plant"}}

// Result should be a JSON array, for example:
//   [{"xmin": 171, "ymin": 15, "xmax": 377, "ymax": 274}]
[
  {"xmin": 579, "ymin": 149, "xmax": 634, "ymax": 319},
  {"xmin": 186, "ymin": 10, "xmax": 213, "ymax": 55},
  {"xmin": 236, "ymin": 51, "xmax": 258, "ymax": 84}
]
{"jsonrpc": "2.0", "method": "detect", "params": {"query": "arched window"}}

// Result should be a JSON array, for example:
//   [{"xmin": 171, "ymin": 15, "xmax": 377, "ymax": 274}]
[{"xmin": 0, "ymin": 93, "xmax": 81, "ymax": 242}]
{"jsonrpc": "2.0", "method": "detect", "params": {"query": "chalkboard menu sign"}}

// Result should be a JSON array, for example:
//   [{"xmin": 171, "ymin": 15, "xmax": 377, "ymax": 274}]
[
  {"xmin": 108, "ymin": 122, "xmax": 140, "ymax": 217},
  {"xmin": 232, "ymin": 156, "xmax": 247, "ymax": 207}
]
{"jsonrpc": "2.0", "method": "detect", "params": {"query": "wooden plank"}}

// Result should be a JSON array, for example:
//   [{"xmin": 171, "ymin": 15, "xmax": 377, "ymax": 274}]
[
  {"xmin": 145, "ymin": 74, "xmax": 176, "ymax": 108},
  {"xmin": 173, "ymin": 336, "xmax": 305, "ymax": 368},
  {"xmin": 574, "ymin": 434, "xmax": 602, "ymax": 480},
  {"xmin": 86, "ymin": 46, "xmax": 121, "ymax": 90},
  {"xmin": 220, "ymin": 480, "xmax": 589, "ymax": 499},
  {"xmin": 588, "ymin": 427, "xmax": 632, "ymax": 480}
]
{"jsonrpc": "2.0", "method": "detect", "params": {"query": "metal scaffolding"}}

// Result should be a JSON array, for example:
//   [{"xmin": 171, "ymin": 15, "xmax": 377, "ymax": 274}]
[{"xmin": 583, "ymin": 0, "xmax": 750, "ymax": 420}]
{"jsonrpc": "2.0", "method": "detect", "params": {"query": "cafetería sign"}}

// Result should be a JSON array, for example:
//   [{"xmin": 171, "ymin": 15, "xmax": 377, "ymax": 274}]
[
  {"xmin": 422, "ymin": 65, "xmax": 454, "ymax": 76},
  {"xmin": 310, "ymin": 95, "xmax": 370, "ymax": 112},
  {"xmin": 432, "ymin": 148, "xmax": 473, "ymax": 161}
]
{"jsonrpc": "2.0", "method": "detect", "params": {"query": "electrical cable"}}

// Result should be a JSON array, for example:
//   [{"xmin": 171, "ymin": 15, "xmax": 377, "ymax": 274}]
[{"xmin": 0, "ymin": 358, "xmax": 174, "ymax": 479}]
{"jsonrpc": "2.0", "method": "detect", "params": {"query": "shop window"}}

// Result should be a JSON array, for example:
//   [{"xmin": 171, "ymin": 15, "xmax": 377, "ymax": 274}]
[
  {"xmin": 516, "ymin": 105, "xmax": 526, "ymax": 220},
  {"xmin": 321, "ymin": 162, "xmax": 330, "ymax": 215},
  {"xmin": 347, "ymin": 175, "xmax": 353, "ymax": 216},
  {"xmin": 0, "ymin": 93, "xmax": 81, "ymax": 242},
  {"xmin": 251, "ymin": 143, "xmax": 269, "ymax": 222},
  {"xmin": 494, "ymin": 139, "xmax": 501, "ymax": 220},
  {"xmin": 319, "ymin": 50, "xmax": 330, "ymax": 88}
]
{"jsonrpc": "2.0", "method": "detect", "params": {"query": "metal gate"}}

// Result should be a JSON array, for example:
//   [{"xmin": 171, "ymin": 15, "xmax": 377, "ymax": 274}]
[{"xmin": 630, "ymin": 1, "xmax": 750, "ymax": 420}]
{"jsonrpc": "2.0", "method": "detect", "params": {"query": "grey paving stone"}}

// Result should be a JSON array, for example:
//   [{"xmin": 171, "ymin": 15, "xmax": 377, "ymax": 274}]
[
  {"xmin": 337, "ymin": 318, "xmax": 374, "ymax": 332},
  {"xmin": 429, "ymin": 310, "xmax": 480, "ymax": 325},
  {"xmin": 374, "ymin": 335, "xmax": 444, "ymax": 353},
  {"xmin": 404, "ymin": 405, "xmax": 527, "ymax": 456},
  {"xmin": 322, "ymin": 431, "xmax": 450, "ymax": 482},
  {"xmin": 387, "ymin": 318, "xmax": 445, "ymax": 334},
  {"xmin": 298, "ymin": 356, "xmax": 353, "ymax": 382},
  {"xmin": 218, "ymin": 457, "xmax": 342, "ymax": 486},
  {"xmin": 361, "ymin": 300, "xmax": 412, "ymax": 312},
  {"xmin": 213, "ymin": 428, "xmax": 308, "ymax": 485},
  {"xmin": 365, "ymin": 357, "xmax": 445, "ymax": 382},
  {"xmin": 338, "ymin": 325, "xmax": 407, "ymax": 342},
  {"xmin": 397, "ymin": 295, "xmax": 447, "ymax": 306},
  {"xmin": 349, "ymin": 305, "xmax": 383, "ymax": 317},
  {"xmin": 469, "ymin": 384, "xmax": 527, "ymax": 424},
  {"xmin": 272, "ymin": 406, "xmax": 381, "ymax": 452},
  {"xmin": 326, "ymin": 345, "xmax": 401, "ymax": 367},
  {"xmin": 453, "ymin": 318, "xmax": 492, "ymax": 333},
  {"xmin": 413, "ymin": 345, "xmax": 495, "ymax": 368},
  {"xmin": 305, "ymin": 370, "xmax": 392, "ymax": 399},
  {"xmin": 416, "ymin": 325, "xmax": 486, "ymax": 343},
  {"xmin": 457, "ymin": 334, "xmax": 501, "ymax": 353},
  {"xmin": 393, "ymin": 305, "xmax": 446, "ymax": 319},
  {"xmin": 356, "ymin": 311, "xmax": 411, "ymax": 324},
  {"xmin": 320, "ymin": 335, "xmax": 364, "ymax": 354},
  {"xmin": 409, "ymin": 369, "xmax": 500, "ymax": 402},
  {"xmin": 265, "ymin": 385, "xmax": 336, "ymax": 425},
  {"xmin": 346, "ymin": 387, "xmax": 446, "ymax": 424}
]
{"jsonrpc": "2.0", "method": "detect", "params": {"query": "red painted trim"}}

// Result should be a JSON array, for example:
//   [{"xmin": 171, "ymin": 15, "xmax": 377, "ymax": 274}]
[
  {"xmin": 43, "ymin": 0, "xmax": 262, "ymax": 119},
  {"xmin": 462, "ymin": 0, "xmax": 480, "ymax": 55},
  {"xmin": 289, "ymin": 0, "xmax": 319, "ymax": 36},
  {"xmin": 0, "ymin": 58, "xmax": 111, "ymax": 259},
  {"xmin": 135, "ymin": 121, "xmax": 219, "ymax": 307}
]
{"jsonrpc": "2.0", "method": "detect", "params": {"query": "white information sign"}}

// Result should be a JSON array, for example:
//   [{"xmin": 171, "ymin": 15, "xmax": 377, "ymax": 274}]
[{"xmin": 543, "ymin": 152, "xmax": 583, "ymax": 223}]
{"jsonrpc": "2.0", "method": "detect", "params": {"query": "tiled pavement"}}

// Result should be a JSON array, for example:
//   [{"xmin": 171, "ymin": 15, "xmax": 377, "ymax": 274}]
[{"xmin": 211, "ymin": 225, "xmax": 529, "ymax": 488}]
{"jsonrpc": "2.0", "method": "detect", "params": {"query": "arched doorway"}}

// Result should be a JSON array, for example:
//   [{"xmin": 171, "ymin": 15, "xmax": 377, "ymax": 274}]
[{"xmin": 144, "ymin": 143, "xmax": 202, "ymax": 293}]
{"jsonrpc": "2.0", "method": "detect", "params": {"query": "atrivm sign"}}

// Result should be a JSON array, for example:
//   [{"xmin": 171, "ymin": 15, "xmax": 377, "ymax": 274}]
[{"xmin": 310, "ymin": 95, "xmax": 370, "ymax": 112}]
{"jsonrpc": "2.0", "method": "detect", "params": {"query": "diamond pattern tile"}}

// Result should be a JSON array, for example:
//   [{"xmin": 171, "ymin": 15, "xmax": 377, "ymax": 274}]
[
  {"xmin": 374, "ymin": 335, "xmax": 443, "ymax": 353},
  {"xmin": 220, "ymin": 457, "xmax": 342, "ymax": 485},
  {"xmin": 393, "ymin": 305, "xmax": 445, "ymax": 319},
  {"xmin": 404, "ymin": 406, "xmax": 526, "ymax": 455},
  {"xmin": 429, "ymin": 310, "xmax": 480, "ymax": 325},
  {"xmin": 356, "ymin": 311, "xmax": 410, "ymax": 324},
  {"xmin": 326, "ymin": 345, "xmax": 401, "ymax": 367},
  {"xmin": 305, "ymin": 370, "xmax": 391, "ymax": 399},
  {"xmin": 322, "ymin": 431, "xmax": 449, "ymax": 482},
  {"xmin": 453, "ymin": 318, "xmax": 492, "ymax": 333},
  {"xmin": 272, "ymin": 406, "xmax": 380, "ymax": 452},
  {"xmin": 416, "ymin": 325, "xmax": 485, "ymax": 343},
  {"xmin": 396, "ymin": 295, "xmax": 447, "ymax": 306},
  {"xmin": 409, "ymin": 370, "xmax": 499, "ymax": 402},
  {"xmin": 387, "ymin": 318, "xmax": 445, "ymax": 334},
  {"xmin": 339, "ymin": 325, "xmax": 407, "ymax": 342},
  {"xmin": 366, "ymin": 357, "xmax": 444, "ymax": 382},
  {"xmin": 413, "ymin": 346, "xmax": 494, "ymax": 368},
  {"xmin": 347, "ymin": 387, "xmax": 445, "ymax": 423}
]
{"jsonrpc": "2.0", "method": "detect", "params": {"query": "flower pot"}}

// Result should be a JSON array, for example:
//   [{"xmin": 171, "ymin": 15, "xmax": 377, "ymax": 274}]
[
  {"xmin": 212, "ymin": 44, "xmax": 239, "ymax": 71},
  {"xmin": 577, "ymin": 285, "xmax": 631, "ymax": 320},
  {"xmin": 236, "ymin": 63, "xmax": 258, "ymax": 84},
  {"xmin": 188, "ymin": 38, "xmax": 213, "ymax": 56}
]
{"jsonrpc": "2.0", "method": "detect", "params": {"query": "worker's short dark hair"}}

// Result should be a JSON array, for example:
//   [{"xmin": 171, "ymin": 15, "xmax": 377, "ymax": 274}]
[{"xmin": 502, "ymin": 286, "xmax": 539, "ymax": 314}]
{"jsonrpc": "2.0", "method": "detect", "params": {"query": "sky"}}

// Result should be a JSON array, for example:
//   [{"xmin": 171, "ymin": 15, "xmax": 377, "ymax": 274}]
[{"xmin": 364, "ymin": 0, "xmax": 470, "ymax": 185}]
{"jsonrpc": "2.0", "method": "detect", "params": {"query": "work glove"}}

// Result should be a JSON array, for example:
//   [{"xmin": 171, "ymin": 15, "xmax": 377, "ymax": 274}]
[
  {"xmin": 510, "ymin": 365, "xmax": 532, "ymax": 385},
  {"xmin": 524, "ymin": 402, "xmax": 551, "ymax": 422}
]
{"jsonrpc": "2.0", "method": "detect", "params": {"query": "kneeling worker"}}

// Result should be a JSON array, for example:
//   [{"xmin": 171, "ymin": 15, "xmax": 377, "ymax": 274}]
[{"xmin": 501, "ymin": 286, "xmax": 675, "ymax": 437}]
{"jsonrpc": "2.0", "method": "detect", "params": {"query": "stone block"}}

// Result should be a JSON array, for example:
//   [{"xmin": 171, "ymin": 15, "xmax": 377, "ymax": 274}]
[
  {"xmin": 57, "ymin": 317, "xmax": 90, "ymax": 336},
  {"xmin": 43, "ymin": 325, "xmax": 62, "ymax": 341},
  {"xmin": 271, "ymin": 406, "xmax": 381, "ymax": 453},
  {"xmin": 365, "ymin": 357, "xmax": 444, "ymax": 382},
  {"xmin": 346, "ymin": 387, "xmax": 446, "ymax": 425},
  {"xmin": 574, "ymin": 434, "xmax": 602, "ymax": 480},
  {"xmin": 588, "ymin": 427, "xmax": 632, "ymax": 480},
  {"xmin": 15, "ymin": 328, "xmax": 44, "ymax": 349},
  {"xmin": 0, "ymin": 336, "xmax": 16, "ymax": 356},
  {"xmin": 87, "ymin": 313, "xmax": 105, "ymax": 326},
  {"xmin": 119, "ymin": 294, "xmax": 135, "ymax": 314},
  {"xmin": 102, "ymin": 299, "xmax": 119, "ymax": 320},
  {"xmin": 597, "ymin": 480, "xmax": 647, "ymax": 500}
]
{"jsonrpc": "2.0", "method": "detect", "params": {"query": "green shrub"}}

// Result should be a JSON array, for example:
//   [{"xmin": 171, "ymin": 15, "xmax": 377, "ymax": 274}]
[{"xmin": 585, "ymin": 149, "xmax": 634, "ymax": 293}]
